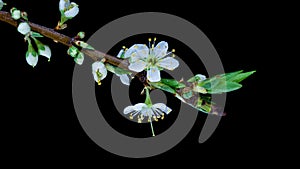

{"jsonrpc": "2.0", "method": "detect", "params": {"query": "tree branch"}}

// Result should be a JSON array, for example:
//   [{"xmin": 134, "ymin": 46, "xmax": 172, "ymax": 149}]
[
  {"xmin": 0, "ymin": 11, "xmax": 129, "ymax": 69},
  {"xmin": 1, "ymin": 10, "xmax": 220, "ymax": 115}
]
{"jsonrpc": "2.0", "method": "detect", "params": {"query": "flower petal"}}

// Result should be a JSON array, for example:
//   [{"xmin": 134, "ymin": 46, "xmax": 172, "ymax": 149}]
[
  {"xmin": 64, "ymin": 4, "xmax": 79, "ymax": 18},
  {"xmin": 157, "ymin": 57, "xmax": 179, "ymax": 70},
  {"xmin": 153, "ymin": 103, "xmax": 172, "ymax": 115},
  {"xmin": 119, "ymin": 74, "xmax": 130, "ymax": 86},
  {"xmin": 128, "ymin": 60, "xmax": 147, "ymax": 72},
  {"xmin": 17, "ymin": 22, "xmax": 31, "ymax": 35},
  {"xmin": 154, "ymin": 41, "xmax": 168, "ymax": 59},
  {"xmin": 59, "ymin": 0, "xmax": 70, "ymax": 11},
  {"xmin": 26, "ymin": 52, "xmax": 38, "ymax": 67},
  {"xmin": 92, "ymin": 61, "xmax": 107, "ymax": 82},
  {"xmin": 123, "ymin": 105, "xmax": 135, "ymax": 114},
  {"xmin": 39, "ymin": 45, "xmax": 51, "ymax": 59},
  {"xmin": 116, "ymin": 49, "xmax": 124, "ymax": 58},
  {"xmin": 133, "ymin": 103, "xmax": 147, "ymax": 111},
  {"xmin": 125, "ymin": 44, "xmax": 149, "ymax": 61},
  {"xmin": 147, "ymin": 67, "xmax": 161, "ymax": 82}
]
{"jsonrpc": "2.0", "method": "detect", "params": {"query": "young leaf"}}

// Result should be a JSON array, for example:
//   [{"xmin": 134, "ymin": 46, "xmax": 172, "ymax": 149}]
[
  {"xmin": 31, "ymin": 32, "xmax": 43, "ymax": 38},
  {"xmin": 149, "ymin": 82, "xmax": 176, "ymax": 94},
  {"xmin": 67, "ymin": 46, "xmax": 79, "ymax": 58},
  {"xmin": 160, "ymin": 78, "xmax": 185, "ymax": 89},
  {"xmin": 105, "ymin": 64, "xmax": 131, "ymax": 75},
  {"xmin": 229, "ymin": 70, "xmax": 256, "ymax": 83}
]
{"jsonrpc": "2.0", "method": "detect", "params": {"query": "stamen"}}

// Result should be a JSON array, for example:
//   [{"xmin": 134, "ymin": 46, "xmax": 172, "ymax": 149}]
[
  {"xmin": 122, "ymin": 46, "xmax": 126, "ymax": 49},
  {"xmin": 153, "ymin": 116, "xmax": 158, "ymax": 122},
  {"xmin": 129, "ymin": 113, "xmax": 133, "ymax": 120},
  {"xmin": 172, "ymin": 49, "xmax": 175, "ymax": 53},
  {"xmin": 97, "ymin": 80, "xmax": 101, "ymax": 86},
  {"xmin": 161, "ymin": 114, "xmax": 164, "ymax": 120}
]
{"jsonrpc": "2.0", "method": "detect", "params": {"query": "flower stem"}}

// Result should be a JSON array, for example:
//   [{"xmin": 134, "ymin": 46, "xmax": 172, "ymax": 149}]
[
  {"xmin": 149, "ymin": 116, "xmax": 155, "ymax": 137},
  {"xmin": 144, "ymin": 87, "xmax": 152, "ymax": 106}
]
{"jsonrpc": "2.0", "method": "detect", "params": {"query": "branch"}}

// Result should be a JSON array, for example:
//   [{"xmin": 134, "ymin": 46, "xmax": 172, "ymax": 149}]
[{"xmin": 0, "ymin": 11, "xmax": 129, "ymax": 69}]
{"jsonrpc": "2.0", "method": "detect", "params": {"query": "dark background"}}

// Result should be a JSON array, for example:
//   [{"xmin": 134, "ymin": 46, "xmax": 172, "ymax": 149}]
[{"xmin": 0, "ymin": 0, "xmax": 281, "ymax": 165}]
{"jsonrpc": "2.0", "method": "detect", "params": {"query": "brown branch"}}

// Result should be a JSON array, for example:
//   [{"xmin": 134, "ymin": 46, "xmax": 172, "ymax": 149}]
[
  {"xmin": 0, "ymin": 11, "xmax": 129, "ymax": 69},
  {"xmin": 0, "ymin": 11, "xmax": 215, "ymax": 114}
]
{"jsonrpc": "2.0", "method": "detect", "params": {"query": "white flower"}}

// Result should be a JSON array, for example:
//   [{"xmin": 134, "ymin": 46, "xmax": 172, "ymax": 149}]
[
  {"xmin": 26, "ymin": 51, "xmax": 38, "ymax": 67},
  {"xmin": 92, "ymin": 61, "xmax": 107, "ymax": 85},
  {"xmin": 123, "ymin": 102, "xmax": 171, "ymax": 123},
  {"xmin": 38, "ymin": 45, "xmax": 51, "ymax": 60},
  {"xmin": 0, "ymin": 1, "xmax": 6, "ymax": 11},
  {"xmin": 116, "ymin": 74, "xmax": 130, "ymax": 86},
  {"xmin": 126, "ymin": 41, "xmax": 179, "ymax": 82},
  {"xmin": 17, "ymin": 22, "xmax": 31, "ymax": 35},
  {"xmin": 59, "ymin": 0, "xmax": 79, "ymax": 18}
]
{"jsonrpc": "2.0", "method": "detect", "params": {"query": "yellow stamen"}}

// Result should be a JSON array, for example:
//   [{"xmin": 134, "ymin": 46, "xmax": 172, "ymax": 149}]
[
  {"xmin": 97, "ymin": 80, "xmax": 101, "ymax": 86},
  {"xmin": 129, "ymin": 113, "xmax": 133, "ymax": 120},
  {"xmin": 148, "ymin": 38, "xmax": 152, "ymax": 42},
  {"xmin": 172, "ymin": 49, "xmax": 175, "ymax": 53}
]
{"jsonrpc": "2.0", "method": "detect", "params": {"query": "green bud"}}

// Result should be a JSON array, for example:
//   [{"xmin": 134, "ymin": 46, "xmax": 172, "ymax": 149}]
[
  {"xmin": 77, "ymin": 32, "xmax": 85, "ymax": 39},
  {"xmin": 67, "ymin": 46, "xmax": 79, "ymax": 58},
  {"xmin": 11, "ymin": 7, "xmax": 21, "ymax": 20}
]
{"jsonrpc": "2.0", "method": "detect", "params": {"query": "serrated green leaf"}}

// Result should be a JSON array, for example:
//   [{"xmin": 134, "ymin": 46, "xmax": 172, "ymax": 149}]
[
  {"xmin": 149, "ymin": 82, "xmax": 176, "ymax": 94},
  {"xmin": 105, "ymin": 64, "xmax": 131, "ymax": 75},
  {"xmin": 160, "ymin": 78, "xmax": 185, "ymax": 89}
]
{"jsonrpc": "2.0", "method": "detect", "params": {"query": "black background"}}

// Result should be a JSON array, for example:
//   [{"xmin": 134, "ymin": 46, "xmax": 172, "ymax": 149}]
[{"xmin": 0, "ymin": 0, "xmax": 279, "ymax": 165}]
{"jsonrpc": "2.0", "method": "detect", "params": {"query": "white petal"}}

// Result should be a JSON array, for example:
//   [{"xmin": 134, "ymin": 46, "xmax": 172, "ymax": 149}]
[
  {"xmin": 133, "ymin": 103, "xmax": 147, "ymax": 111},
  {"xmin": 39, "ymin": 45, "xmax": 51, "ymax": 59},
  {"xmin": 141, "ymin": 108, "xmax": 153, "ymax": 117},
  {"xmin": 26, "ymin": 52, "xmax": 38, "ymax": 67},
  {"xmin": 153, "ymin": 103, "xmax": 172, "ymax": 114},
  {"xmin": 147, "ymin": 67, "xmax": 161, "ymax": 82},
  {"xmin": 59, "ymin": 0, "xmax": 70, "ymax": 11},
  {"xmin": 64, "ymin": 5, "xmax": 79, "ymax": 18},
  {"xmin": 17, "ymin": 22, "xmax": 31, "ymax": 35},
  {"xmin": 128, "ymin": 60, "xmax": 147, "ymax": 72},
  {"xmin": 154, "ymin": 41, "xmax": 168, "ymax": 59},
  {"xmin": 125, "ymin": 44, "xmax": 149, "ymax": 60},
  {"xmin": 116, "ymin": 49, "xmax": 124, "ymax": 58},
  {"xmin": 92, "ymin": 61, "xmax": 107, "ymax": 82},
  {"xmin": 157, "ymin": 57, "xmax": 179, "ymax": 70},
  {"xmin": 123, "ymin": 105, "xmax": 135, "ymax": 115},
  {"xmin": 119, "ymin": 74, "xmax": 130, "ymax": 86},
  {"xmin": 134, "ymin": 44, "xmax": 149, "ymax": 59}
]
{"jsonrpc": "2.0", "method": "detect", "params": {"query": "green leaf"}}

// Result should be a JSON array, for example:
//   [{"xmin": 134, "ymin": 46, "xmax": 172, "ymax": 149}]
[
  {"xmin": 74, "ymin": 52, "xmax": 84, "ymax": 65},
  {"xmin": 160, "ymin": 78, "xmax": 185, "ymax": 89},
  {"xmin": 208, "ymin": 81, "xmax": 242, "ymax": 94},
  {"xmin": 149, "ymin": 82, "xmax": 176, "ymax": 94},
  {"xmin": 187, "ymin": 74, "xmax": 206, "ymax": 83},
  {"xmin": 230, "ymin": 70, "xmax": 256, "ymax": 83},
  {"xmin": 67, "ymin": 46, "xmax": 79, "ymax": 58},
  {"xmin": 105, "ymin": 64, "xmax": 131, "ymax": 75},
  {"xmin": 30, "ymin": 32, "xmax": 43, "ymax": 38}
]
